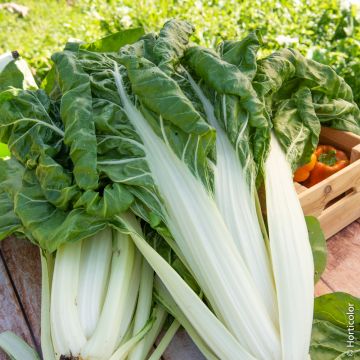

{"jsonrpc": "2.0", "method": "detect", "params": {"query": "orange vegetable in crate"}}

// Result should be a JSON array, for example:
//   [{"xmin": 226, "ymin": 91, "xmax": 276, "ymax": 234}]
[
  {"xmin": 304, "ymin": 145, "xmax": 349, "ymax": 187},
  {"xmin": 293, "ymin": 153, "xmax": 317, "ymax": 182}
]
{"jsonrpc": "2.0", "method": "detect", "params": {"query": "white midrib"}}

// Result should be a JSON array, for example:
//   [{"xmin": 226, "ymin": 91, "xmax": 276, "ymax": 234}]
[{"xmin": 113, "ymin": 63, "xmax": 281, "ymax": 359}]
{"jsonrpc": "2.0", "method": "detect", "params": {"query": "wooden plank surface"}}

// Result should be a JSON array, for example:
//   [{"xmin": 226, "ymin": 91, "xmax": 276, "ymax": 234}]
[
  {"xmin": 320, "ymin": 220, "xmax": 360, "ymax": 297},
  {"xmin": 0, "ymin": 237, "xmax": 41, "ymax": 352},
  {"xmin": 0, "ymin": 254, "xmax": 35, "ymax": 360},
  {"xmin": 1, "ymin": 219, "xmax": 360, "ymax": 360},
  {"xmin": 318, "ymin": 190, "xmax": 360, "ymax": 239},
  {"xmin": 162, "ymin": 329, "xmax": 205, "ymax": 360}
]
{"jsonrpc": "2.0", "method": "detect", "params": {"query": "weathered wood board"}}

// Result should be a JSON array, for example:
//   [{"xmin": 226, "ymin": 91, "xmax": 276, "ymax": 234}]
[{"xmin": 0, "ymin": 250, "xmax": 36, "ymax": 360}]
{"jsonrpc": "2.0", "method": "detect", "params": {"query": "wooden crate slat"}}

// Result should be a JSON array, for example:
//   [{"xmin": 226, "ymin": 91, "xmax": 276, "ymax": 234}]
[
  {"xmin": 295, "ymin": 128, "xmax": 360, "ymax": 239},
  {"xmin": 294, "ymin": 182, "xmax": 307, "ymax": 194},
  {"xmin": 320, "ymin": 127, "xmax": 360, "ymax": 153},
  {"xmin": 351, "ymin": 144, "xmax": 360, "ymax": 163},
  {"xmin": 298, "ymin": 159, "xmax": 360, "ymax": 217},
  {"xmin": 0, "ymin": 254, "xmax": 35, "ymax": 360},
  {"xmin": 0, "ymin": 237, "xmax": 42, "ymax": 351},
  {"xmin": 320, "ymin": 221, "xmax": 360, "ymax": 297},
  {"xmin": 317, "ymin": 191, "xmax": 360, "ymax": 239}
]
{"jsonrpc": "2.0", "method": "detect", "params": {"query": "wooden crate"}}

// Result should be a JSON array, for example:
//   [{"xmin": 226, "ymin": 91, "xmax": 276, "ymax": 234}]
[{"xmin": 295, "ymin": 127, "xmax": 360, "ymax": 239}]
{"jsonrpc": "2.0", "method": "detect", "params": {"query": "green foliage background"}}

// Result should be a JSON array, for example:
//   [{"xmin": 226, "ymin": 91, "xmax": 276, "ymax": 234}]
[{"xmin": 0, "ymin": 0, "xmax": 360, "ymax": 103}]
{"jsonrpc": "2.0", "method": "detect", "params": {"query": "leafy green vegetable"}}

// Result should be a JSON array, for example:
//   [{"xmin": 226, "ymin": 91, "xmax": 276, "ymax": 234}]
[
  {"xmin": 81, "ymin": 27, "xmax": 145, "ymax": 53},
  {"xmin": 0, "ymin": 142, "xmax": 9, "ymax": 158},
  {"xmin": 51, "ymin": 50, "xmax": 99, "ymax": 190},
  {"xmin": 0, "ymin": 158, "xmax": 25, "ymax": 240},
  {"xmin": 314, "ymin": 293, "xmax": 360, "ymax": 331},
  {"xmin": 254, "ymin": 48, "xmax": 360, "ymax": 169},
  {"xmin": 306, "ymin": 216, "xmax": 327, "ymax": 283},
  {"xmin": 310, "ymin": 320, "xmax": 360, "ymax": 360}
]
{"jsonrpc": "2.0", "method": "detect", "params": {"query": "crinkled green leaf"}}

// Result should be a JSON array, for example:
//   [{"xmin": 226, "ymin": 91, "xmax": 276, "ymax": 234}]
[
  {"xmin": 153, "ymin": 19, "xmax": 194, "ymax": 75},
  {"xmin": 314, "ymin": 99, "xmax": 360, "ymax": 135},
  {"xmin": 0, "ymin": 88, "xmax": 83, "ymax": 211},
  {"xmin": 118, "ymin": 28, "xmax": 216, "ymax": 185},
  {"xmin": 14, "ymin": 169, "xmax": 107, "ymax": 252},
  {"xmin": 0, "ymin": 158, "xmax": 24, "ymax": 240},
  {"xmin": 73, "ymin": 182, "xmax": 134, "ymax": 218},
  {"xmin": 184, "ymin": 46, "xmax": 267, "ymax": 129},
  {"xmin": 310, "ymin": 320, "xmax": 360, "ymax": 360},
  {"xmin": 218, "ymin": 31, "xmax": 261, "ymax": 80},
  {"xmin": 306, "ymin": 216, "xmax": 327, "ymax": 284},
  {"xmin": 35, "ymin": 154, "xmax": 79, "ymax": 210},
  {"xmin": 52, "ymin": 50, "xmax": 99, "ymax": 190},
  {"xmin": 118, "ymin": 53, "xmax": 210, "ymax": 135},
  {"xmin": 0, "ymin": 88, "xmax": 64, "ymax": 168},
  {"xmin": 41, "ymin": 66, "xmax": 61, "ymax": 101},
  {"xmin": 314, "ymin": 293, "xmax": 360, "ymax": 331},
  {"xmin": 183, "ymin": 43, "xmax": 269, "ymax": 184},
  {"xmin": 81, "ymin": 27, "xmax": 145, "ymax": 53},
  {"xmin": 254, "ymin": 48, "xmax": 360, "ymax": 169},
  {"xmin": 273, "ymin": 87, "xmax": 321, "ymax": 169}
]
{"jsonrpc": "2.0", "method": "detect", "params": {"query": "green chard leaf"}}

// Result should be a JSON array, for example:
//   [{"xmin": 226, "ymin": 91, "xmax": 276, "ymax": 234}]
[
  {"xmin": 0, "ymin": 58, "xmax": 37, "ymax": 92},
  {"xmin": 15, "ymin": 168, "xmax": 107, "ymax": 252},
  {"xmin": 254, "ymin": 48, "xmax": 360, "ymax": 169},
  {"xmin": 184, "ymin": 45, "xmax": 267, "ymax": 130},
  {"xmin": 0, "ymin": 88, "xmax": 64, "ymax": 168},
  {"xmin": 310, "ymin": 320, "xmax": 360, "ymax": 360},
  {"xmin": 182, "ymin": 35, "xmax": 268, "ymax": 185},
  {"xmin": 306, "ymin": 216, "xmax": 327, "ymax": 284},
  {"xmin": 218, "ymin": 31, "xmax": 261, "ymax": 81},
  {"xmin": 0, "ymin": 158, "xmax": 25, "ymax": 240},
  {"xmin": 314, "ymin": 292, "xmax": 360, "ymax": 331},
  {"xmin": 52, "ymin": 50, "xmax": 99, "ymax": 190},
  {"xmin": 153, "ymin": 19, "xmax": 195, "ymax": 75},
  {"xmin": 81, "ymin": 27, "xmax": 145, "ymax": 53}
]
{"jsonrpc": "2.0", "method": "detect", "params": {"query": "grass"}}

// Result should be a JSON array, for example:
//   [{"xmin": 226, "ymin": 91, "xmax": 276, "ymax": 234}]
[
  {"xmin": 0, "ymin": 0, "xmax": 359, "ymax": 101},
  {"xmin": 0, "ymin": 1, "xmax": 349, "ymax": 74}
]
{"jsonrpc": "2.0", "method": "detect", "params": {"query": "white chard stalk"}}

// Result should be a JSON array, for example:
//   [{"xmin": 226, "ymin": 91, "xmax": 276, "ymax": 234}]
[
  {"xmin": 114, "ymin": 66, "xmax": 281, "ymax": 359},
  {"xmin": 265, "ymin": 133, "xmax": 314, "ymax": 360},
  {"xmin": 0, "ymin": 52, "xmax": 15, "ymax": 72},
  {"xmin": 114, "ymin": 249, "xmax": 142, "ymax": 347},
  {"xmin": 50, "ymin": 240, "xmax": 86, "ymax": 358},
  {"xmin": 120, "ymin": 212, "xmax": 256, "ymax": 360},
  {"xmin": 78, "ymin": 228, "xmax": 112, "ymax": 338},
  {"xmin": 81, "ymin": 231, "xmax": 136, "ymax": 359},
  {"xmin": 186, "ymin": 73, "xmax": 278, "ymax": 326},
  {"xmin": 128, "ymin": 259, "xmax": 155, "ymax": 360}
]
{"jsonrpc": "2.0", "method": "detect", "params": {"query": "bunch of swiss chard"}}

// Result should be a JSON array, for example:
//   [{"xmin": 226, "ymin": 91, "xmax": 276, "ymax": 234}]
[{"xmin": 0, "ymin": 20, "xmax": 360, "ymax": 360}]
